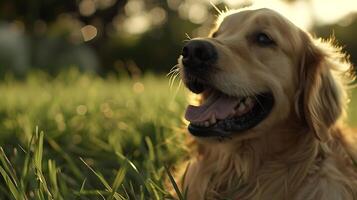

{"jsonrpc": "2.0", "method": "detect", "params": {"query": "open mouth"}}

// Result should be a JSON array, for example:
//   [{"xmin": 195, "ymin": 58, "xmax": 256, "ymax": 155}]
[{"xmin": 184, "ymin": 82, "xmax": 274, "ymax": 138}]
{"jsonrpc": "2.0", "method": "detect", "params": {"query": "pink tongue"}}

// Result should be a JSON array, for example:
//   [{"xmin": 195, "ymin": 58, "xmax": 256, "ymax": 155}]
[{"xmin": 185, "ymin": 93, "xmax": 239, "ymax": 123}]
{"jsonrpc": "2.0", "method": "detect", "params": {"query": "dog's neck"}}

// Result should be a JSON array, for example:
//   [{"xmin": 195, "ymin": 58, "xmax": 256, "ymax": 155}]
[{"xmin": 186, "ymin": 118, "xmax": 323, "ymax": 199}]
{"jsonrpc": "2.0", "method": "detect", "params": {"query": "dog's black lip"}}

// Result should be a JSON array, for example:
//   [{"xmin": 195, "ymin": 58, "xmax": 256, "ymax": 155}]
[
  {"xmin": 186, "ymin": 79, "xmax": 206, "ymax": 94},
  {"xmin": 183, "ymin": 71, "xmax": 209, "ymax": 94},
  {"xmin": 187, "ymin": 93, "xmax": 274, "ymax": 138}
]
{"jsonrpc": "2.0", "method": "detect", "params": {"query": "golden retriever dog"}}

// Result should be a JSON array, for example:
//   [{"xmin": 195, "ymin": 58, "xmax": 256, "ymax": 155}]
[{"xmin": 176, "ymin": 7, "xmax": 357, "ymax": 200}]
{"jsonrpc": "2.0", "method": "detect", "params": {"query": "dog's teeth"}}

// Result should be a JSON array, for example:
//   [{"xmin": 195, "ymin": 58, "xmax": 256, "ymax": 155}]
[
  {"xmin": 204, "ymin": 121, "xmax": 210, "ymax": 127},
  {"xmin": 245, "ymin": 97, "xmax": 253, "ymax": 105},
  {"xmin": 237, "ymin": 103, "xmax": 246, "ymax": 112},
  {"xmin": 210, "ymin": 115, "xmax": 216, "ymax": 124}
]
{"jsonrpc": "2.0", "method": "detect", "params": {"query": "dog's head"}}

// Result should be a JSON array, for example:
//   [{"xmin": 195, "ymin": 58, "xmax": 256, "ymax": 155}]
[{"xmin": 178, "ymin": 8, "xmax": 353, "ymax": 142}]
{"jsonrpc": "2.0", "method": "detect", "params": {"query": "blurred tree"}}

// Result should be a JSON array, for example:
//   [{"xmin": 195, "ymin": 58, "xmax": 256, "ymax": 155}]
[
  {"xmin": 0, "ymin": 0, "xmax": 355, "ymax": 76},
  {"xmin": 0, "ymin": 0, "xmax": 128, "ymax": 75},
  {"xmin": 0, "ymin": 0, "xmax": 203, "ymax": 75}
]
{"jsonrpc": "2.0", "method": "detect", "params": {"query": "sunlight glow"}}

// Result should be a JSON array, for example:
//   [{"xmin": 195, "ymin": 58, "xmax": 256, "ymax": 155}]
[
  {"xmin": 167, "ymin": 0, "xmax": 181, "ymax": 10},
  {"xmin": 223, "ymin": 0, "xmax": 357, "ymax": 30},
  {"xmin": 122, "ymin": 14, "xmax": 150, "ymax": 34},
  {"xmin": 249, "ymin": 0, "xmax": 312, "ymax": 29},
  {"xmin": 311, "ymin": 0, "xmax": 357, "ymax": 25},
  {"xmin": 149, "ymin": 7, "xmax": 167, "ymax": 26},
  {"xmin": 188, "ymin": 3, "xmax": 209, "ymax": 24},
  {"xmin": 125, "ymin": 0, "xmax": 145, "ymax": 15}
]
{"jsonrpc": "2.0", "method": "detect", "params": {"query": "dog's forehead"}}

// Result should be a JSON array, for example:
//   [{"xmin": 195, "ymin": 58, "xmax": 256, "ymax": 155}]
[
  {"xmin": 214, "ymin": 8, "xmax": 304, "ymax": 62},
  {"xmin": 218, "ymin": 8, "xmax": 294, "ymax": 31}
]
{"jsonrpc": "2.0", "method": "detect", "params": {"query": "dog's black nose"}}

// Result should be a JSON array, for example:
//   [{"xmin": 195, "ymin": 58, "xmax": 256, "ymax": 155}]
[{"xmin": 182, "ymin": 40, "xmax": 217, "ymax": 68}]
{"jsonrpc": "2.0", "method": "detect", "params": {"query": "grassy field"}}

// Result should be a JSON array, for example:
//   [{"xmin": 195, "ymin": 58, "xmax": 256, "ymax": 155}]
[
  {"xmin": 0, "ymin": 70, "xmax": 189, "ymax": 200},
  {"xmin": 0, "ymin": 70, "xmax": 357, "ymax": 200}
]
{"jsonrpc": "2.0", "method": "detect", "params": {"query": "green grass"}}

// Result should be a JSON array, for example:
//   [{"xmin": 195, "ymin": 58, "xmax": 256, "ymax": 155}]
[
  {"xmin": 0, "ymin": 70, "xmax": 188, "ymax": 200},
  {"xmin": 0, "ymin": 70, "xmax": 357, "ymax": 200}
]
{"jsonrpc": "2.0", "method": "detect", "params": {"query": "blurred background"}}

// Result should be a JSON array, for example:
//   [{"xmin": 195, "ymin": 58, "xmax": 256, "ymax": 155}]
[
  {"xmin": 0, "ymin": 0, "xmax": 356, "ymax": 77},
  {"xmin": 1, "ymin": 0, "xmax": 357, "ymax": 199}
]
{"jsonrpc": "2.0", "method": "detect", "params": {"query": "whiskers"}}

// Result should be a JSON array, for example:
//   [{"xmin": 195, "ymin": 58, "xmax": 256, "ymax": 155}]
[
  {"xmin": 185, "ymin": 33, "xmax": 192, "ymax": 41},
  {"xmin": 182, "ymin": 33, "xmax": 192, "ymax": 44},
  {"xmin": 167, "ymin": 64, "xmax": 181, "ymax": 90},
  {"xmin": 167, "ymin": 64, "xmax": 183, "ymax": 106},
  {"xmin": 168, "ymin": 33, "xmax": 191, "ymax": 89}
]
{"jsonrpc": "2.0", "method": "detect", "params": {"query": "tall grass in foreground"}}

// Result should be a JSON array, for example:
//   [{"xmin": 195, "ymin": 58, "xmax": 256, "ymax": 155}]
[{"xmin": 0, "ymin": 70, "xmax": 188, "ymax": 199}]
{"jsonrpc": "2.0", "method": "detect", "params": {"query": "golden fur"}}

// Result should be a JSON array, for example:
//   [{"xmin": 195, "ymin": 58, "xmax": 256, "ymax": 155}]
[{"xmin": 176, "ymin": 8, "xmax": 357, "ymax": 200}]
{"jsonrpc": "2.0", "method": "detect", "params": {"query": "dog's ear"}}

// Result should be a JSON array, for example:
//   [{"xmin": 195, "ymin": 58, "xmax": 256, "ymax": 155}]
[{"xmin": 296, "ymin": 35, "xmax": 348, "ymax": 142}]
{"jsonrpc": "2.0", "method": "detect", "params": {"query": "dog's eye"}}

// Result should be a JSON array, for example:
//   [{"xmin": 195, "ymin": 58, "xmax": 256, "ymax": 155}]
[{"xmin": 255, "ymin": 32, "xmax": 275, "ymax": 46}]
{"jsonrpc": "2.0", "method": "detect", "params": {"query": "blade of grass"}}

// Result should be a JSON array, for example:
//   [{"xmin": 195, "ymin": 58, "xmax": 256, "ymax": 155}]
[
  {"xmin": 115, "ymin": 152, "xmax": 139, "ymax": 174},
  {"xmin": 80, "ymin": 157, "xmax": 125, "ymax": 200},
  {"xmin": 33, "ymin": 130, "xmax": 52, "ymax": 199},
  {"xmin": 165, "ymin": 166, "xmax": 184, "ymax": 200},
  {"xmin": 144, "ymin": 137, "xmax": 155, "ymax": 162},
  {"xmin": 47, "ymin": 138, "xmax": 84, "ymax": 180},
  {"xmin": 74, "ymin": 189, "xmax": 110, "ymax": 196},
  {"xmin": 140, "ymin": 185, "xmax": 144, "ymax": 200},
  {"xmin": 34, "ymin": 128, "xmax": 43, "ymax": 171},
  {"xmin": 48, "ymin": 160, "xmax": 62, "ymax": 200},
  {"xmin": 181, "ymin": 162, "xmax": 190, "ymax": 200},
  {"xmin": 128, "ymin": 181, "xmax": 138, "ymax": 200},
  {"xmin": 0, "ymin": 166, "xmax": 23, "ymax": 200},
  {"xmin": 35, "ymin": 188, "xmax": 46, "ymax": 200},
  {"xmin": 148, "ymin": 182, "xmax": 160, "ymax": 200},
  {"xmin": 97, "ymin": 191, "xmax": 106, "ymax": 200},
  {"xmin": 20, "ymin": 130, "xmax": 37, "ymax": 193},
  {"xmin": 121, "ymin": 185, "xmax": 130, "ymax": 199},
  {"xmin": 108, "ymin": 165, "xmax": 127, "ymax": 200},
  {"xmin": 79, "ymin": 178, "xmax": 87, "ymax": 195},
  {"xmin": 147, "ymin": 179, "xmax": 168, "ymax": 196},
  {"xmin": 0, "ymin": 147, "xmax": 20, "ymax": 187},
  {"xmin": 80, "ymin": 157, "xmax": 111, "ymax": 191}
]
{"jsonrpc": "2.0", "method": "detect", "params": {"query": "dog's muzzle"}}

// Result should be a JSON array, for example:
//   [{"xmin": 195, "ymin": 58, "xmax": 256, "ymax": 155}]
[
  {"xmin": 180, "ymin": 40, "xmax": 275, "ymax": 138},
  {"xmin": 181, "ymin": 40, "xmax": 217, "ymax": 93}
]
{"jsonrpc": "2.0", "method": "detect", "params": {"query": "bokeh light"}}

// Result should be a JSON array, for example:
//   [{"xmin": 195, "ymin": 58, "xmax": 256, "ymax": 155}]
[
  {"xmin": 79, "ymin": 0, "xmax": 96, "ymax": 16},
  {"xmin": 81, "ymin": 25, "xmax": 98, "ymax": 41}
]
